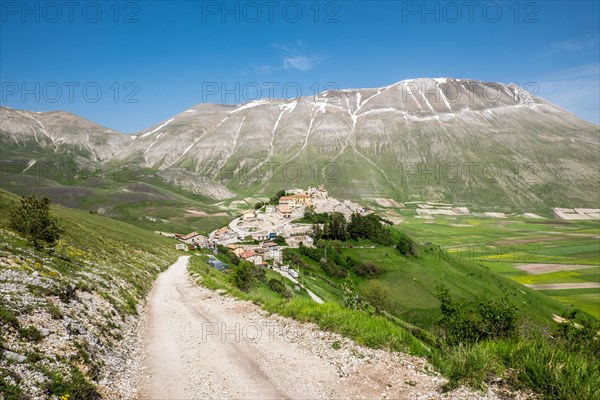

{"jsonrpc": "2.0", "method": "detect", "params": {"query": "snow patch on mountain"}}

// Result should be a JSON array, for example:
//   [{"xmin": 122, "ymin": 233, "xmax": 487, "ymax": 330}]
[
  {"xmin": 233, "ymin": 99, "xmax": 269, "ymax": 113},
  {"xmin": 280, "ymin": 101, "xmax": 297, "ymax": 113},
  {"xmin": 139, "ymin": 119, "xmax": 174, "ymax": 138}
]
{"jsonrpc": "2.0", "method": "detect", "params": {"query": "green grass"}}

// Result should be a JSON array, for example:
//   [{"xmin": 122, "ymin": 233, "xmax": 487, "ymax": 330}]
[
  {"xmin": 281, "ymin": 241, "xmax": 570, "ymax": 331},
  {"xmin": 0, "ymin": 171, "xmax": 234, "ymax": 235},
  {"xmin": 394, "ymin": 215, "xmax": 599, "ymax": 319},
  {"xmin": 189, "ymin": 244, "xmax": 599, "ymax": 399},
  {"xmin": 0, "ymin": 189, "xmax": 179, "ymax": 397},
  {"xmin": 540, "ymin": 289, "xmax": 600, "ymax": 317},
  {"xmin": 44, "ymin": 364, "xmax": 100, "ymax": 399},
  {"xmin": 188, "ymin": 254, "xmax": 430, "ymax": 356},
  {"xmin": 18, "ymin": 326, "xmax": 43, "ymax": 342},
  {"xmin": 430, "ymin": 338, "xmax": 600, "ymax": 399},
  {"xmin": 0, "ymin": 303, "xmax": 20, "ymax": 328}
]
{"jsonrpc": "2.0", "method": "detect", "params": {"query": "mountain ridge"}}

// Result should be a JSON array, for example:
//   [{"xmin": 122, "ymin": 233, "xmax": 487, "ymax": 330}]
[{"xmin": 1, "ymin": 77, "xmax": 598, "ymax": 209}]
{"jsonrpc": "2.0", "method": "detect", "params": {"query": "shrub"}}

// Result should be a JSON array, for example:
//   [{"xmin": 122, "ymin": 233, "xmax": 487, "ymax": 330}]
[
  {"xmin": 229, "ymin": 261, "xmax": 260, "ymax": 292},
  {"xmin": 349, "ymin": 258, "xmax": 381, "ymax": 277},
  {"xmin": 321, "ymin": 259, "xmax": 348, "ymax": 278},
  {"xmin": 47, "ymin": 303, "xmax": 63, "ymax": 319},
  {"xmin": 269, "ymin": 190, "xmax": 287, "ymax": 205},
  {"xmin": 216, "ymin": 245, "xmax": 240, "ymax": 265},
  {"xmin": 9, "ymin": 195, "xmax": 63, "ymax": 248},
  {"xmin": 553, "ymin": 309, "xmax": 600, "ymax": 358},
  {"xmin": 395, "ymin": 233, "xmax": 418, "ymax": 256},
  {"xmin": 435, "ymin": 285, "xmax": 520, "ymax": 345},
  {"xmin": 45, "ymin": 365, "xmax": 100, "ymax": 399},
  {"xmin": 267, "ymin": 278, "xmax": 292, "ymax": 299},
  {"xmin": 272, "ymin": 235, "xmax": 287, "ymax": 245},
  {"xmin": 341, "ymin": 281, "xmax": 366, "ymax": 310},
  {"xmin": 362, "ymin": 281, "xmax": 393, "ymax": 315},
  {"xmin": 477, "ymin": 295, "xmax": 520, "ymax": 340}
]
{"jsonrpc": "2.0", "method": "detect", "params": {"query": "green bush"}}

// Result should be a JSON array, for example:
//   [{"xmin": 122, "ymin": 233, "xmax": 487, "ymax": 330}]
[
  {"xmin": 395, "ymin": 232, "xmax": 418, "ymax": 256},
  {"xmin": 229, "ymin": 261, "xmax": 260, "ymax": 292},
  {"xmin": 269, "ymin": 190, "xmax": 287, "ymax": 205},
  {"xmin": 267, "ymin": 278, "xmax": 292, "ymax": 299},
  {"xmin": 47, "ymin": 303, "xmax": 63, "ymax": 320},
  {"xmin": 45, "ymin": 365, "xmax": 100, "ymax": 399},
  {"xmin": 477, "ymin": 295, "xmax": 520, "ymax": 340},
  {"xmin": 435, "ymin": 285, "xmax": 520, "ymax": 345},
  {"xmin": 553, "ymin": 309, "xmax": 600, "ymax": 358},
  {"xmin": 362, "ymin": 281, "xmax": 392, "ymax": 315},
  {"xmin": 0, "ymin": 368, "xmax": 23, "ymax": 398},
  {"xmin": 9, "ymin": 195, "xmax": 63, "ymax": 248},
  {"xmin": 347, "ymin": 257, "xmax": 381, "ymax": 277}
]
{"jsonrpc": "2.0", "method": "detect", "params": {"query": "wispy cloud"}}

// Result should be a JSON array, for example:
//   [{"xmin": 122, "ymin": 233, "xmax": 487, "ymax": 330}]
[
  {"xmin": 255, "ymin": 42, "xmax": 321, "ymax": 73},
  {"xmin": 282, "ymin": 54, "xmax": 319, "ymax": 71},
  {"xmin": 536, "ymin": 63, "xmax": 600, "ymax": 125},
  {"xmin": 554, "ymin": 37, "xmax": 598, "ymax": 52},
  {"xmin": 539, "ymin": 35, "xmax": 599, "ymax": 56}
]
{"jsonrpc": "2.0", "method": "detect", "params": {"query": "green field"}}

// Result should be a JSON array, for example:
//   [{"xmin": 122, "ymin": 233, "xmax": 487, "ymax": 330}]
[{"xmin": 391, "ymin": 214, "xmax": 599, "ymax": 319}]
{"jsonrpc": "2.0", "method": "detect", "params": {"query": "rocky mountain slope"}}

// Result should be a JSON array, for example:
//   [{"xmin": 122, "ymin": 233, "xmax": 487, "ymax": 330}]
[{"xmin": 1, "ymin": 78, "xmax": 598, "ymax": 209}]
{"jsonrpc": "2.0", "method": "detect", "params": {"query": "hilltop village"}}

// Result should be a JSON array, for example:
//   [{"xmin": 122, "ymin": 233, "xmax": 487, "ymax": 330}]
[{"xmin": 157, "ymin": 186, "xmax": 372, "ymax": 269}]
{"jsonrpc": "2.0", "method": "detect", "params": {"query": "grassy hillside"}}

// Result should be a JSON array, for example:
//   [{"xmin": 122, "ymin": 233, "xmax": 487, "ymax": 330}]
[
  {"xmin": 278, "ymin": 240, "xmax": 570, "ymax": 332},
  {"xmin": 0, "ymin": 189, "xmax": 178, "ymax": 399},
  {"xmin": 0, "ymin": 167, "xmax": 233, "ymax": 235},
  {"xmin": 393, "ymin": 215, "xmax": 600, "ymax": 319},
  {"xmin": 189, "ymin": 243, "xmax": 599, "ymax": 399},
  {"xmin": 348, "ymin": 244, "xmax": 570, "ymax": 329},
  {"xmin": 187, "ymin": 214, "xmax": 599, "ymax": 399}
]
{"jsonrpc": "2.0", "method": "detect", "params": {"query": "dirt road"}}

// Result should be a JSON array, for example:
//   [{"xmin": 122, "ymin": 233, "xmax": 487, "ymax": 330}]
[{"xmin": 136, "ymin": 256, "xmax": 505, "ymax": 400}]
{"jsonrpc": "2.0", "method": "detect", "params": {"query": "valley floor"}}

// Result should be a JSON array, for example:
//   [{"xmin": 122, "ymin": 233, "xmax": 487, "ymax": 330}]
[{"xmin": 132, "ymin": 256, "xmax": 525, "ymax": 400}]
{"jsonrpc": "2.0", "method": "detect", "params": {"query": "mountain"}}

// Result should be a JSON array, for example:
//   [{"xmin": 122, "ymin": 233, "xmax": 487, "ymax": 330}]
[
  {"xmin": 1, "ymin": 78, "xmax": 598, "ymax": 210},
  {"xmin": 0, "ymin": 107, "xmax": 130, "ymax": 161}
]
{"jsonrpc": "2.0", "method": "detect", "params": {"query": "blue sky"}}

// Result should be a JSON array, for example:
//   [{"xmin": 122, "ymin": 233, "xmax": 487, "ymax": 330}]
[{"xmin": 1, "ymin": 0, "xmax": 599, "ymax": 133}]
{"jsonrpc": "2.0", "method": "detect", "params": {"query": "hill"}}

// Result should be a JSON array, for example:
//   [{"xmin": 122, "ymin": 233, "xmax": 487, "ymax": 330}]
[{"xmin": 0, "ymin": 190, "xmax": 178, "ymax": 399}]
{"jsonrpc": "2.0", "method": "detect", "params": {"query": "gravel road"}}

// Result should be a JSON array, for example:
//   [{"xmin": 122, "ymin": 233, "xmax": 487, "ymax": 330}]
[{"xmin": 135, "ymin": 256, "xmax": 518, "ymax": 400}]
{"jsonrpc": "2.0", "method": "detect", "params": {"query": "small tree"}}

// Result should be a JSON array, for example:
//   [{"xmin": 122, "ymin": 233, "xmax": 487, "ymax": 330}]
[
  {"xmin": 435, "ymin": 284, "xmax": 520, "ymax": 345},
  {"xmin": 9, "ymin": 195, "xmax": 63, "ymax": 249},
  {"xmin": 324, "ymin": 212, "xmax": 347, "ymax": 241},
  {"xmin": 273, "ymin": 235, "xmax": 287, "ymax": 245},
  {"xmin": 269, "ymin": 190, "xmax": 287, "ymax": 205},
  {"xmin": 362, "ymin": 281, "xmax": 392, "ymax": 315},
  {"xmin": 229, "ymin": 261, "xmax": 260, "ymax": 292}
]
